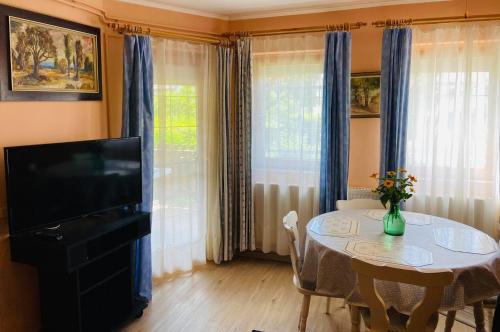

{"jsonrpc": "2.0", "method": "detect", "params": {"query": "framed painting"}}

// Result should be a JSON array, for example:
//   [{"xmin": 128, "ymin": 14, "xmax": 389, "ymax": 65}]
[
  {"xmin": 0, "ymin": 4, "xmax": 102, "ymax": 101},
  {"xmin": 351, "ymin": 72, "xmax": 380, "ymax": 118}
]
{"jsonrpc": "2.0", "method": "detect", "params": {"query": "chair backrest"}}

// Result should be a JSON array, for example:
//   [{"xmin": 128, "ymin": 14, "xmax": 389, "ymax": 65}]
[
  {"xmin": 282, "ymin": 211, "xmax": 301, "ymax": 281},
  {"xmin": 337, "ymin": 199, "xmax": 385, "ymax": 210},
  {"xmin": 352, "ymin": 257, "xmax": 453, "ymax": 332}
]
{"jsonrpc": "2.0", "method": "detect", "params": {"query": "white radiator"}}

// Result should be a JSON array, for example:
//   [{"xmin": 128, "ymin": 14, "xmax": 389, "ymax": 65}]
[{"xmin": 348, "ymin": 187, "xmax": 380, "ymax": 200}]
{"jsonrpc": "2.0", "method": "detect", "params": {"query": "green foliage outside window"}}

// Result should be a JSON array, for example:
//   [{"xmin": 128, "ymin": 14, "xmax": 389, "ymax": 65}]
[
  {"xmin": 260, "ymin": 64, "xmax": 323, "ymax": 161},
  {"xmin": 154, "ymin": 85, "xmax": 197, "ymax": 151}
]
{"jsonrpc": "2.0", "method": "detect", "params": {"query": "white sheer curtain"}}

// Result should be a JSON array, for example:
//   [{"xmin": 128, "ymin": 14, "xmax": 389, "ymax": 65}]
[
  {"xmin": 151, "ymin": 38, "xmax": 218, "ymax": 277},
  {"xmin": 252, "ymin": 33, "xmax": 324, "ymax": 254},
  {"xmin": 406, "ymin": 23, "xmax": 500, "ymax": 238}
]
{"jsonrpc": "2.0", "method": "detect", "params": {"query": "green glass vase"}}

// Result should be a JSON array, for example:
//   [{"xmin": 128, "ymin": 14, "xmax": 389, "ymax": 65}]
[{"xmin": 383, "ymin": 202, "xmax": 406, "ymax": 236}]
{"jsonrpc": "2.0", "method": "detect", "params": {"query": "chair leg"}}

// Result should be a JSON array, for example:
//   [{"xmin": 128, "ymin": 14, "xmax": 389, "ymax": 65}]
[
  {"xmin": 349, "ymin": 305, "xmax": 361, "ymax": 332},
  {"xmin": 473, "ymin": 301, "xmax": 486, "ymax": 332},
  {"xmin": 325, "ymin": 297, "xmax": 331, "ymax": 314},
  {"xmin": 444, "ymin": 311, "xmax": 456, "ymax": 332},
  {"xmin": 299, "ymin": 294, "xmax": 311, "ymax": 332}
]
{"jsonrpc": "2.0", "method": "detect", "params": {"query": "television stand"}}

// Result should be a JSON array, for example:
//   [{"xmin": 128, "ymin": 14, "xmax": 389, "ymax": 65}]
[
  {"xmin": 33, "ymin": 225, "xmax": 64, "ymax": 241},
  {"xmin": 9, "ymin": 210, "xmax": 151, "ymax": 332}
]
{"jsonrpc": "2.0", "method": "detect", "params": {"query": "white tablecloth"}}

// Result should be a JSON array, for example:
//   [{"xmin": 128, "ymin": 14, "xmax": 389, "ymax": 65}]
[{"xmin": 301, "ymin": 209, "xmax": 500, "ymax": 314}]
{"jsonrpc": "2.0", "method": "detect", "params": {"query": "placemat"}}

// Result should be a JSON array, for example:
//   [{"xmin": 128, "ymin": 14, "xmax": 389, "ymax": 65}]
[
  {"xmin": 309, "ymin": 215, "xmax": 359, "ymax": 237},
  {"xmin": 434, "ymin": 227, "xmax": 499, "ymax": 255},
  {"xmin": 345, "ymin": 239, "xmax": 434, "ymax": 267},
  {"xmin": 364, "ymin": 209, "xmax": 432, "ymax": 226}
]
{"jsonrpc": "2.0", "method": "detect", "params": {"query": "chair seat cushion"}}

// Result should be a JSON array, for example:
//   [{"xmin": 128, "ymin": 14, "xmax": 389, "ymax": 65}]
[{"xmin": 359, "ymin": 307, "xmax": 439, "ymax": 332}]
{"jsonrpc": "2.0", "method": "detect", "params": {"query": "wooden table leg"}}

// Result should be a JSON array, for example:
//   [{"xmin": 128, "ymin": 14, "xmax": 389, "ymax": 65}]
[
  {"xmin": 473, "ymin": 301, "xmax": 486, "ymax": 332},
  {"xmin": 349, "ymin": 305, "xmax": 361, "ymax": 332},
  {"xmin": 444, "ymin": 311, "xmax": 456, "ymax": 332}
]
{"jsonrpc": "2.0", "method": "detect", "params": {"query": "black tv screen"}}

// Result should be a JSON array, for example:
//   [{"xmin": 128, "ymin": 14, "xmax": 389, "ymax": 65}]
[{"xmin": 4, "ymin": 137, "xmax": 142, "ymax": 234}]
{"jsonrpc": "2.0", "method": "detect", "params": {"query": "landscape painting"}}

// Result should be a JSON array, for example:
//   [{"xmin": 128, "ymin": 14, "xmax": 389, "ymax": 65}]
[
  {"xmin": 351, "ymin": 73, "xmax": 380, "ymax": 118},
  {"xmin": 8, "ymin": 16, "xmax": 99, "ymax": 94}
]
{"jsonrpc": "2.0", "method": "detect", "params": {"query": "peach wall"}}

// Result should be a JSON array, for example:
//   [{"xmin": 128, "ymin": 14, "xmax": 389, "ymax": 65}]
[
  {"xmin": 0, "ymin": 1, "xmax": 227, "ymax": 331},
  {"xmin": 229, "ymin": 0, "xmax": 500, "ymax": 187},
  {"xmin": 0, "ymin": 0, "xmax": 109, "ymax": 330},
  {"xmin": 103, "ymin": 0, "xmax": 228, "ymax": 34},
  {"xmin": 1, "ymin": 0, "xmax": 499, "ymax": 330},
  {"xmin": 350, "ymin": 119, "xmax": 380, "ymax": 187}
]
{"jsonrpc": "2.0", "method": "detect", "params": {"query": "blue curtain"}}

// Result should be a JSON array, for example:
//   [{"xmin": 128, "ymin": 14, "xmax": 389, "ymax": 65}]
[
  {"xmin": 379, "ymin": 28, "xmax": 412, "ymax": 175},
  {"xmin": 122, "ymin": 35, "xmax": 153, "ymax": 301},
  {"xmin": 319, "ymin": 32, "xmax": 352, "ymax": 213}
]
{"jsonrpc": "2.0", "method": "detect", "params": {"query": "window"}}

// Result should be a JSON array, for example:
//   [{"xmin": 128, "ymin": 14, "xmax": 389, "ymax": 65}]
[
  {"xmin": 408, "ymin": 71, "xmax": 490, "ymax": 171},
  {"xmin": 153, "ymin": 83, "xmax": 199, "ymax": 222},
  {"xmin": 151, "ymin": 38, "xmax": 214, "ymax": 276},
  {"xmin": 254, "ymin": 62, "xmax": 323, "ymax": 168},
  {"xmin": 405, "ymin": 24, "xmax": 500, "ymax": 237},
  {"xmin": 251, "ymin": 33, "xmax": 325, "ymax": 187},
  {"xmin": 154, "ymin": 84, "xmax": 197, "ymax": 152}
]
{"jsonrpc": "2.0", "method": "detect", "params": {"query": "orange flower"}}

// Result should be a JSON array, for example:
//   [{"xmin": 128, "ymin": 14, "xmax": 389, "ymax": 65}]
[
  {"xmin": 383, "ymin": 179, "xmax": 394, "ymax": 188},
  {"xmin": 370, "ymin": 173, "xmax": 378, "ymax": 178},
  {"xmin": 387, "ymin": 171, "xmax": 396, "ymax": 177},
  {"xmin": 409, "ymin": 175, "xmax": 417, "ymax": 182}
]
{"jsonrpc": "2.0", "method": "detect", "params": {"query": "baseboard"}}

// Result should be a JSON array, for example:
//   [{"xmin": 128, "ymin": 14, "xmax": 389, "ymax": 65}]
[{"xmin": 237, "ymin": 250, "xmax": 291, "ymax": 263}]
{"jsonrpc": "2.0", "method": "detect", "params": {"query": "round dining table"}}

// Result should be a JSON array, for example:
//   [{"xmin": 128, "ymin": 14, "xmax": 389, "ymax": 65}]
[{"xmin": 301, "ymin": 209, "xmax": 500, "ymax": 321}]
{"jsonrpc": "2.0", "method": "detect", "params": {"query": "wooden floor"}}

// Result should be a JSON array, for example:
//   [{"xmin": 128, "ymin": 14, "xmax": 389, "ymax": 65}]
[{"xmin": 122, "ymin": 258, "xmax": 478, "ymax": 332}]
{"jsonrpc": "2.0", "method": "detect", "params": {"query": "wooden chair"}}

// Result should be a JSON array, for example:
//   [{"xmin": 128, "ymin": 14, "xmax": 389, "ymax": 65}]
[
  {"xmin": 444, "ymin": 297, "xmax": 497, "ymax": 332},
  {"xmin": 282, "ymin": 211, "xmax": 337, "ymax": 332},
  {"xmin": 492, "ymin": 295, "xmax": 500, "ymax": 332},
  {"xmin": 351, "ymin": 257, "xmax": 454, "ymax": 332},
  {"xmin": 336, "ymin": 199, "xmax": 385, "ymax": 211},
  {"xmin": 444, "ymin": 241, "xmax": 500, "ymax": 332}
]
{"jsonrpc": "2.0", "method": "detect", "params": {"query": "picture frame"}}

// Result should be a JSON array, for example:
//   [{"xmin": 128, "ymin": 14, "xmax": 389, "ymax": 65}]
[
  {"xmin": 351, "ymin": 72, "xmax": 381, "ymax": 118},
  {"xmin": 0, "ymin": 4, "xmax": 102, "ymax": 101}
]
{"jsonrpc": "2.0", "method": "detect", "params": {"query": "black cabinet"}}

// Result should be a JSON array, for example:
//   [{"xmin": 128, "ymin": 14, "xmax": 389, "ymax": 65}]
[{"xmin": 10, "ymin": 211, "xmax": 151, "ymax": 332}]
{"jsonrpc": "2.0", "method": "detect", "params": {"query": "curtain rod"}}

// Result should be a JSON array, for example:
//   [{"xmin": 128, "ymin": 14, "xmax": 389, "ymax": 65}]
[
  {"xmin": 109, "ymin": 23, "xmax": 223, "ymax": 45},
  {"xmin": 246, "ymin": 22, "xmax": 367, "ymax": 37},
  {"xmin": 56, "ymin": 0, "xmax": 224, "ymax": 44},
  {"xmin": 372, "ymin": 14, "xmax": 500, "ymax": 28},
  {"xmin": 56, "ymin": 0, "xmax": 500, "ymax": 43}
]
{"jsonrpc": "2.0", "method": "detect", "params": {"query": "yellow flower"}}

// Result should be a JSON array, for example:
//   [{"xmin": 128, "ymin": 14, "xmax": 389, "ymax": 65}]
[
  {"xmin": 387, "ymin": 171, "xmax": 396, "ymax": 177},
  {"xmin": 370, "ymin": 173, "xmax": 378, "ymax": 178},
  {"xmin": 409, "ymin": 175, "xmax": 417, "ymax": 182},
  {"xmin": 383, "ymin": 179, "xmax": 394, "ymax": 188},
  {"xmin": 410, "ymin": 187, "xmax": 415, "ymax": 192}
]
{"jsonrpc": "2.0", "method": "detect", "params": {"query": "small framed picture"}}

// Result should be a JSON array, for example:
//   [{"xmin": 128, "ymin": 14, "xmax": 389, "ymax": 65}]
[
  {"xmin": 0, "ymin": 4, "xmax": 102, "ymax": 101},
  {"xmin": 351, "ymin": 72, "xmax": 380, "ymax": 118}
]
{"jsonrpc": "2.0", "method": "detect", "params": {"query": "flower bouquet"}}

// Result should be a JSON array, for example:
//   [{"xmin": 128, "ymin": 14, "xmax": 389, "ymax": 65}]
[{"xmin": 370, "ymin": 168, "xmax": 417, "ymax": 235}]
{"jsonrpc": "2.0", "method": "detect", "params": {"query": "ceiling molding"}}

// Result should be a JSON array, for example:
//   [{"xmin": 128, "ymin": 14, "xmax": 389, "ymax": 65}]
[
  {"xmin": 116, "ymin": 0, "xmax": 449, "ymax": 21},
  {"xmin": 229, "ymin": 0, "xmax": 449, "ymax": 20},
  {"xmin": 116, "ymin": 0, "xmax": 229, "ymax": 20}
]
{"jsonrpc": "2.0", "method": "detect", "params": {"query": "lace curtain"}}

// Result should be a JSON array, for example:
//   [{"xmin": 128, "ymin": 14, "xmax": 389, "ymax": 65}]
[
  {"xmin": 151, "ymin": 38, "xmax": 218, "ymax": 276},
  {"xmin": 406, "ymin": 23, "xmax": 500, "ymax": 238},
  {"xmin": 251, "ymin": 33, "xmax": 324, "ymax": 254}
]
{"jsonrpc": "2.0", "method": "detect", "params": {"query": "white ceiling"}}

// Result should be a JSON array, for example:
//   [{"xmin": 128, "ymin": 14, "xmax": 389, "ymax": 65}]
[{"xmin": 117, "ymin": 0, "xmax": 448, "ymax": 20}]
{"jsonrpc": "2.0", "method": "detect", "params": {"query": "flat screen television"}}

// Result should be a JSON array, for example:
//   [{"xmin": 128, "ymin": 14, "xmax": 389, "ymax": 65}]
[{"xmin": 4, "ymin": 137, "xmax": 142, "ymax": 234}]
